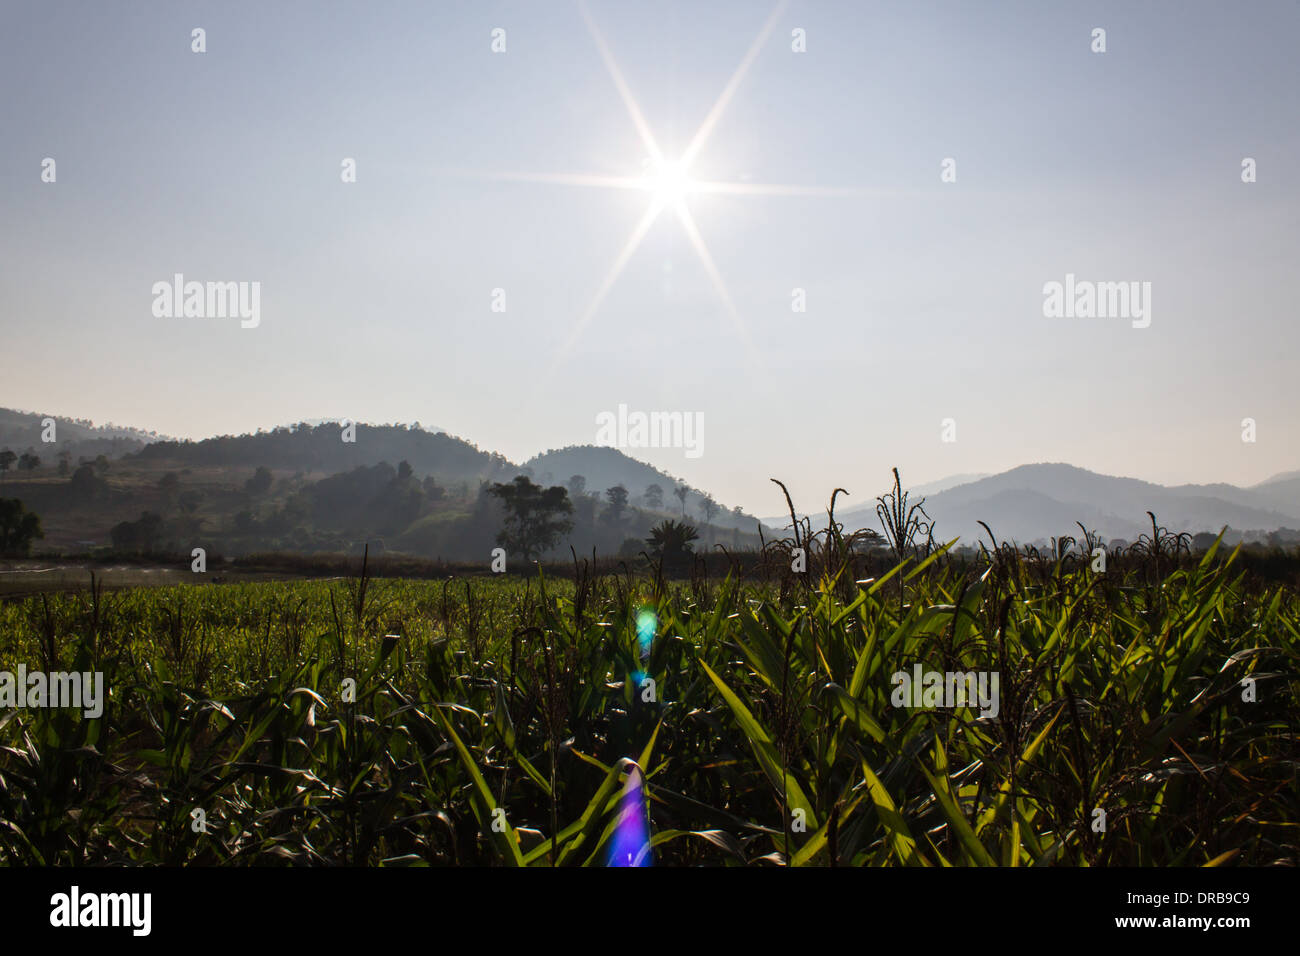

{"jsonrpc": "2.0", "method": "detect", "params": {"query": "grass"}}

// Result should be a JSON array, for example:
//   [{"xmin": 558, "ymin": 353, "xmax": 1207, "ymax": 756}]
[{"xmin": 0, "ymin": 535, "xmax": 1296, "ymax": 866}]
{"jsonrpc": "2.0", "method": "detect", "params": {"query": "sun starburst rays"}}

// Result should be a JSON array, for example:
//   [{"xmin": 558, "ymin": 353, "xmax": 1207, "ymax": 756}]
[
  {"xmin": 577, "ymin": 0, "xmax": 664, "ymax": 166},
  {"xmin": 554, "ymin": 195, "xmax": 667, "ymax": 360},
  {"xmin": 461, "ymin": 0, "xmax": 837, "ymax": 371},
  {"xmin": 679, "ymin": 0, "xmax": 790, "ymax": 171},
  {"xmin": 672, "ymin": 200, "xmax": 759, "ymax": 358}
]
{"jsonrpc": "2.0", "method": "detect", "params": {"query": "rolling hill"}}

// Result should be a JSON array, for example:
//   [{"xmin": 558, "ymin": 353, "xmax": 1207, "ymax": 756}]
[
  {"xmin": 777, "ymin": 464, "xmax": 1300, "ymax": 545},
  {"xmin": 4, "ymin": 407, "xmax": 1298, "ymax": 552},
  {"xmin": 0, "ymin": 407, "xmax": 165, "ymax": 462},
  {"xmin": 132, "ymin": 422, "xmax": 513, "ymax": 484},
  {"xmin": 521, "ymin": 445, "xmax": 765, "ymax": 531}
]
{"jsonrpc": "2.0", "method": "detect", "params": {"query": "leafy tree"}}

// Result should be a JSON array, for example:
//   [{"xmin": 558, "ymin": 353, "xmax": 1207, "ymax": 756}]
[
  {"xmin": 93, "ymin": 454, "xmax": 110, "ymax": 474},
  {"xmin": 644, "ymin": 483, "xmax": 664, "ymax": 510},
  {"xmin": 0, "ymin": 450, "xmax": 14, "ymax": 476},
  {"xmin": 570, "ymin": 489, "xmax": 598, "ymax": 530},
  {"xmin": 178, "ymin": 489, "xmax": 203, "ymax": 515},
  {"xmin": 69, "ymin": 463, "xmax": 107, "ymax": 498},
  {"xmin": 674, "ymin": 484, "xmax": 689, "ymax": 517},
  {"xmin": 57, "ymin": 450, "xmax": 71, "ymax": 477},
  {"xmin": 567, "ymin": 475, "xmax": 587, "ymax": 499},
  {"xmin": 110, "ymin": 511, "xmax": 164, "ymax": 553},
  {"xmin": 700, "ymin": 496, "xmax": 719, "ymax": 528},
  {"xmin": 423, "ymin": 475, "xmax": 445, "ymax": 502},
  {"xmin": 380, "ymin": 464, "xmax": 425, "ymax": 532},
  {"xmin": 0, "ymin": 498, "xmax": 44, "ymax": 555},
  {"xmin": 1191, "ymin": 531, "xmax": 1220, "ymax": 552},
  {"xmin": 245, "ymin": 465, "xmax": 273, "ymax": 496},
  {"xmin": 488, "ymin": 475, "xmax": 573, "ymax": 562},
  {"xmin": 1268, "ymin": 528, "xmax": 1300, "ymax": 547},
  {"xmin": 604, "ymin": 484, "xmax": 629, "ymax": 525},
  {"xmin": 17, "ymin": 453, "xmax": 40, "ymax": 472},
  {"xmin": 158, "ymin": 471, "xmax": 181, "ymax": 501}
]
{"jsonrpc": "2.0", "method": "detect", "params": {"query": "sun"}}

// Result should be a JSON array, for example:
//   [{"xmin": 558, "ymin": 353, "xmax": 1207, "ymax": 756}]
[
  {"xmin": 644, "ymin": 158, "xmax": 692, "ymax": 207},
  {"xmin": 442, "ymin": 0, "xmax": 870, "ymax": 371}
]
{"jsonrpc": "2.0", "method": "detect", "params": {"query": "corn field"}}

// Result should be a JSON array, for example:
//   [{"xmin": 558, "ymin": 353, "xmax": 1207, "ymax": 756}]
[{"xmin": 0, "ymin": 537, "xmax": 1296, "ymax": 866}]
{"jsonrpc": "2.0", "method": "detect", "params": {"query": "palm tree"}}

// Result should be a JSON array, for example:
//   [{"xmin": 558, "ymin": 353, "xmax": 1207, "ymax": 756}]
[
  {"xmin": 673, "ymin": 484, "xmax": 689, "ymax": 517},
  {"xmin": 647, "ymin": 519, "xmax": 698, "ymax": 568}
]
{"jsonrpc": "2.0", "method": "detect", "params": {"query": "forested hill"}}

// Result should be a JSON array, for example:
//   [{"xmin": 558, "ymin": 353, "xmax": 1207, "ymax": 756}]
[
  {"xmin": 0, "ymin": 407, "xmax": 161, "ymax": 460},
  {"xmin": 522, "ymin": 444, "xmax": 758, "ymax": 531},
  {"xmin": 131, "ymin": 422, "xmax": 514, "ymax": 482}
]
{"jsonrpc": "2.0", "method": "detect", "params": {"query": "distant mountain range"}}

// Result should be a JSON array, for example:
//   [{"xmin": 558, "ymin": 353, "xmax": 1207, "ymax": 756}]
[
  {"xmin": 123, "ymin": 425, "xmax": 759, "ymax": 529},
  {"xmin": 764, "ymin": 464, "xmax": 1300, "ymax": 545},
  {"xmin": 0, "ymin": 410, "xmax": 768, "ymax": 549},
  {"xmin": 900, "ymin": 473, "xmax": 992, "ymax": 498},
  {"xmin": 4, "ymin": 408, "xmax": 1298, "ymax": 546}
]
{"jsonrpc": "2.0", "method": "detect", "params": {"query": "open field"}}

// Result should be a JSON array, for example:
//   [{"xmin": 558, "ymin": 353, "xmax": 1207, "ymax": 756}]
[
  {"xmin": 0, "ymin": 540, "xmax": 1296, "ymax": 866},
  {"xmin": 0, "ymin": 560, "xmax": 328, "ymax": 599}
]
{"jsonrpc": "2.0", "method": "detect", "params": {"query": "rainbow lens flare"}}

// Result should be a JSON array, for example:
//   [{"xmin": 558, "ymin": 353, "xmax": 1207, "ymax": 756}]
[{"xmin": 607, "ymin": 762, "xmax": 652, "ymax": 867}]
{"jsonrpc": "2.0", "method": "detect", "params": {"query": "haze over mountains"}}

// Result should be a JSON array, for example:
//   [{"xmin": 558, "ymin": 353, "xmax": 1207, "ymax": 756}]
[
  {"xmin": 3, "ymin": 408, "xmax": 1299, "ymax": 549},
  {"xmin": 0, "ymin": 408, "xmax": 771, "ymax": 557},
  {"xmin": 0, "ymin": 408, "xmax": 763, "ymax": 528},
  {"xmin": 521, "ymin": 446, "xmax": 752, "ymax": 530},
  {"xmin": 0, "ymin": 407, "xmax": 165, "ymax": 462},
  {"xmin": 132, "ymin": 421, "xmax": 514, "ymax": 485},
  {"xmin": 766, "ymin": 464, "xmax": 1300, "ymax": 546}
]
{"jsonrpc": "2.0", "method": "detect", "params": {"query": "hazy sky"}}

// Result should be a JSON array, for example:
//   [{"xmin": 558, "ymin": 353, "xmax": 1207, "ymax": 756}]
[{"xmin": 2, "ymin": 0, "xmax": 1297, "ymax": 515}]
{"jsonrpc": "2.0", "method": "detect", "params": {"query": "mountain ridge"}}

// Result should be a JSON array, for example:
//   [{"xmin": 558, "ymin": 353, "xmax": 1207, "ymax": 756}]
[
  {"xmin": 3, "ymin": 409, "xmax": 1296, "ymax": 546},
  {"xmin": 766, "ymin": 463, "xmax": 1300, "ymax": 544}
]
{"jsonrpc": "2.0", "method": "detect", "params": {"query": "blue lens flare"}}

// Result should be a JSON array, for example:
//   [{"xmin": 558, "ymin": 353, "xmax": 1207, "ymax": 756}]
[
  {"xmin": 635, "ymin": 607, "xmax": 656, "ymax": 659},
  {"xmin": 607, "ymin": 763, "xmax": 652, "ymax": 867}
]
